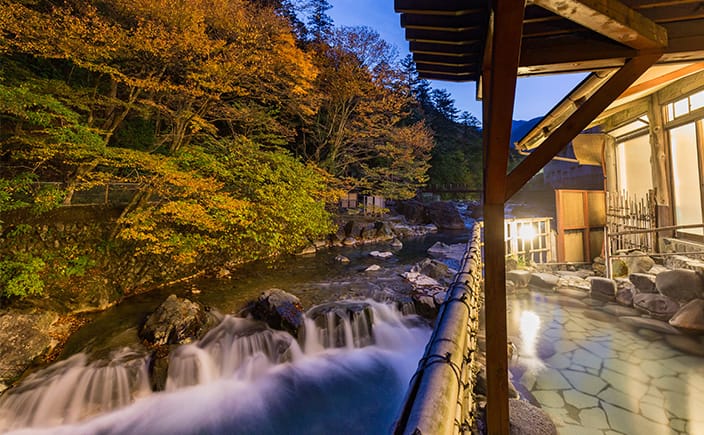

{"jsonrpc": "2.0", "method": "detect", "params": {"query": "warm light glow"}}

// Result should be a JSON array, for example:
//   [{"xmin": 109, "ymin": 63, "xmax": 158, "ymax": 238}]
[
  {"xmin": 519, "ymin": 310, "xmax": 541, "ymax": 358},
  {"xmin": 518, "ymin": 224, "xmax": 537, "ymax": 241}
]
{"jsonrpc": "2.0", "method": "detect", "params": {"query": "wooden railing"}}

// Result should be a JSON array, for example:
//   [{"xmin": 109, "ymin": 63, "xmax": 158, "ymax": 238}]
[{"xmin": 394, "ymin": 223, "xmax": 483, "ymax": 434}]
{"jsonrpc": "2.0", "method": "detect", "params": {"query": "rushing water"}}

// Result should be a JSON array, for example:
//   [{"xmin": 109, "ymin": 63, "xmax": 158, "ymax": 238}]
[{"xmin": 0, "ymin": 233, "xmax": 468, "ymax": 434}]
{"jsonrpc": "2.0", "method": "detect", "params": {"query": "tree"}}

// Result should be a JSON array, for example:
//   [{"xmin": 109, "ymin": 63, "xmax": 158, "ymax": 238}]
[
  {"xmin": 305, "ymin": 0, "xmax": 332, "ymax": 41},
  {"xmin": 360, "ymin": 122, "xmax": 433, "ymax": 199}
]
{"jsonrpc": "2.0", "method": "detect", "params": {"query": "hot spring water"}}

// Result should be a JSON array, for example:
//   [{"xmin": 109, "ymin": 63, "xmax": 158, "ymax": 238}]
[{"xmin": 0, "ymin": 300, "xmax": 431, "ymax": 434}]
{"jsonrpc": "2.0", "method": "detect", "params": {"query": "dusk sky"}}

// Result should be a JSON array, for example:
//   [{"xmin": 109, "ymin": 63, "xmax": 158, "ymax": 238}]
[{"xmin": 328, "ymin": 0, "xmax": 588, "ymax": 123}]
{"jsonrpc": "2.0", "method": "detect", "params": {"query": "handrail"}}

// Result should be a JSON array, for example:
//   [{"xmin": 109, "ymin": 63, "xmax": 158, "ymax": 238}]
[{"xmin": 394, "ymin": 223, "xmax": 483, "ymax": 435}]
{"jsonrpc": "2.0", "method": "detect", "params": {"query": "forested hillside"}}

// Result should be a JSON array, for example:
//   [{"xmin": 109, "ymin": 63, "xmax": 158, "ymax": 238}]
[{"xmin": 0, "ymin": 0, "xmax": 481, "ymax": 301}]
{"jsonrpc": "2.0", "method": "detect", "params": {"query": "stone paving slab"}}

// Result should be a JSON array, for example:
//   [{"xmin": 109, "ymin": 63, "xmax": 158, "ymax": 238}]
[{"xmin": 508, "ymin": 289, "xmax": 704, "ymax": 435}]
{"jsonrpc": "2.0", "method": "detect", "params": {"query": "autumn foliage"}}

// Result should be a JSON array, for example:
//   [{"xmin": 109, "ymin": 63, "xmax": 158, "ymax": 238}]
[{"xmin": 0, "ymin": 0, "xmax": 478, "ymax": 297}]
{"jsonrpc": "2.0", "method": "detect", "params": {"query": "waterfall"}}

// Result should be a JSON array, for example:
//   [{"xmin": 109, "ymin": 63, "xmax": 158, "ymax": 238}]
[
  {"xmin": 0, "ymin": 349, "xmax": 151, "ymax": 432},
  {"xmin": 0, "ymin": 300, "xmax": 431, "ymax": 435}
]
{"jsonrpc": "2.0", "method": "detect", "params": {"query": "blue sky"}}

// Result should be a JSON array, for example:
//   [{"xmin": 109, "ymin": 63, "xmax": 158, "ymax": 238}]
[{"xmin": 328, "ymin": 0, "xmax": 587, "ymax": 123}]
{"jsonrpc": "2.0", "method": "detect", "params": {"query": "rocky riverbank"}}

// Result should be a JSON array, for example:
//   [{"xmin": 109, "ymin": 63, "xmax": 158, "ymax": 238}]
[{"xmin": 0, "ymin": 203, "xmax": 469, "ymax": 395}]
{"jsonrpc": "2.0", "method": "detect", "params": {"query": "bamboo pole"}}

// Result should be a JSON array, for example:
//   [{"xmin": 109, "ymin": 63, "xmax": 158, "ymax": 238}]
[{"xmin": 394, "ymin": 224, "xmax": 483, "ymax": 435}]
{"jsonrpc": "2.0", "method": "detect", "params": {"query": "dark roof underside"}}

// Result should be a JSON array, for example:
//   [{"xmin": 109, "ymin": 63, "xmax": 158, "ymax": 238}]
[{"xmin": 395, "ymin": 0, "xmax": 704, "ymax": 81}]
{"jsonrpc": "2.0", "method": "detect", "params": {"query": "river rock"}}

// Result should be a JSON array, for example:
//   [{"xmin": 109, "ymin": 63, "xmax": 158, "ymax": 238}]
[
  {"xmin": 625, "ymin": 250, "xmax": 656, "ymax": 274},
  {"xmin": 531, "ymin": 272, "xmax": 559, "ymax": 289},
  {"xmin": 427, "ymin": 241, "xmax": 465, "ymax": 261},
  {"xmin": 402, "ymin": 271, "xmax": 441, "ymax": 287},
  {"xmin": 342, "ymin": 237, "xmax": 356, "ymax": 247},
  {"xmin": 369, "ymin": 251, "xmax": 393, "ymax": 259},
  {"xmin": 509, "ymin": 399, "xmax": 558, "ymax": 435},
  {"xmin": 424, "ymin": 201, "xmax": 466, "ymax": 230},
  {"xmin": 633, "ymin": 293, "xmax": 680, "ymax": 321},
  {"xmin": 248, "ymin": 289, "xmax": 305, "ymax": 337},
  {"xmin": 601, "ymin": 304, "xmax": 640, "ymax": 317},
  {"xmin": 395, "ymin": 200, "xmax": 429, "ymax": 224},
  {"xmin": 664, "ymin": 335, "xmax": 704, "ymax": 356},
  {"xmin": 615, "ymin": 287, "xmax": 634, "ymax": 307},
  {"xmin": 669, "ymin": 299, "xmax": 704, "ymax": 333},
  {"xmin": 365, "ymin": 264, "xmax": 382, "ymax": 272},
  {"xmin": 620, "ymin": 316, "xmax": 682, "ymax": 335},
  {"xmin": 556, "ymin": 287, "xmax": 589, "ymax": 299},
  {"xmin": 298, "ymin": 244, "xmax": 316, "ymax": 255},
  {"xmin": 0, "ymin": 310, "xmax": 59, "ymax": 391},
  {"xmin": 334, "ymin": 255, "xmax": 350, "ymax": 263},
  {"xmin": 629, "ymin": 273, "xmax": 657, "ymax": 294},
  {"xmin": 412, "ymin": 258, "xmax": 453, "ymax": 282},
  {"xmin": 556, "ymin": 275, "xmax": 591, "ymax": 291},
  {"xmin": 590, "ymin": 277, "xmax": 617, "ymax": 302},
  {"xmin": 411, "ymin": 286, "xmax": 446, "ymax": 319},
  {"xmin": 390, "ymin": 238, "xmax": 403, "ymax": 248},
  {"xmin": 507, "ymin": 270, "xmax": 532, "ymax": 288},
  {"xmin": 649, "ymin": 265, "xmax": 669, "ymax": 275},
  {"xmin": 139, "ymin": 295, "xmax": 211, "ymax": 346},
  {"xmin": 656, "ymin": 269, "xmax": 704, "ymax": 303}
]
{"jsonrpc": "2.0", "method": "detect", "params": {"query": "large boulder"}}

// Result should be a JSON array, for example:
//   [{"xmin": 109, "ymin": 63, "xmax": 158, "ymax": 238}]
[
  {"xmin": 624, "ymin": 250, "xmax": 656, "ymax": 274},
  {"xmin": 0, "ymin": 310, "xmax": 59, "ymax": 392},
  {"xmin": 427, "ymin": 241, "xmax": 466, "ymax": 261},
  {"xmin": 531, "ymin": 272, "xmax": 560, "ymax": 289},
  {"xmin": 614, "ymin": 278, "xmax": 635, "ymax": 306},
  {"xmin": 507, "ymin": 270, "xmax": 532, "ymax": 288},
  {"xmin": 412, "ymin": 258, "xmax": 454, "ymax": 283},
  {"xmin": 633, "ymin": 293, "xmax": 680, "ymax": 321},
  {"xmin": 411, "ymin": 286, "xmax": 447, "ymax": 319},
  {"xmin": 395, "ymin": 200, "xmax": 429, "ymax": 224},
  {"xmin": 424, "ymin": 201, "xmax": 466, "ymax": 230},
  {"xmin": 590, "ymin": 277, "xmax": 617, "ymax": 302},
  {"xmin": 509, "ymin": 399, "xmax": 558, "ymax": 435},
  {"xmin": 669, "ymin": 299, "xmax": 704, "ymax": 334},
  {"xmin": 139, "ymin": 295, "xmax": 212, "ymax": 347},
  {"xmin": 629, "ymin": 273, "xmax": 658, "ymax": 294},
  {"xmin": 248, "ymin": 289, "xmax": 305, "ymax": 337},
  {"xmin": 620, "ymin": 316, "xmax": 682, "ymax": 335},
  {"xmin": 656, "ymin": 269, "xmax": 704, "ymax": 303}
]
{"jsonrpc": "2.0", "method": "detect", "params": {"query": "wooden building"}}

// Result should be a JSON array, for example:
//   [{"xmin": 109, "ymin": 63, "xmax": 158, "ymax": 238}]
[{"xmin": 394, "ymin": 1, "xmax": 704, "ymax": 433}]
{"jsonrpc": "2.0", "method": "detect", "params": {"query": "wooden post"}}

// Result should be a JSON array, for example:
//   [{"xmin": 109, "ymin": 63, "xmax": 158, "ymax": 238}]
[{"xmin": 482, "ymin": 1, "xmax": 525, "ymax": 434}]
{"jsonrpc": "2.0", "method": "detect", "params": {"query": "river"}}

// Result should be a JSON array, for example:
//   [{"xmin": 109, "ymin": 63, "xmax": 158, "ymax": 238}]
[{"xmin": 0, "ymin": 231, "xmax": 469, "ymax": 434}]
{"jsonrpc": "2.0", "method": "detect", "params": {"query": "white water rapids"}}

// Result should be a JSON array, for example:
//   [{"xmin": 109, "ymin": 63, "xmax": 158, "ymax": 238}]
[{"xmin": 0, "ymin": 300, "xmax": 430, "ymax": 434}]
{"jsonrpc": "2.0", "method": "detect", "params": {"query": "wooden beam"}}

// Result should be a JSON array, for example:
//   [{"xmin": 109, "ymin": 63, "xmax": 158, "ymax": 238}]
[
  {"xmin": 417, "ymin": 72, "xmax": 476, "ymax": 81},
  {"xmin": 400, "ymin": 13, "xmax": 484, "ymax": 31},
  {"xmin": 405, "ymin": 28, "xmax": 483, "ymax": 44},
  {"xmin": 482, "ymin": 2, "xmax": 525, "ymax": 435},
  {"xmin": 415, "ymin": 63, "xmax": 474, "ymax": 74},
  {"xmin": 410, "ymin": 41, "xmax": 481, "ymax": 54},
  {"xmin": 394, "ymin": 0, "xmax": 483, "ymax": 16},
  {"xmin": 532, "ymin": 0, "xmax": 668, "ymax": 49},
  {"xmin": 618, "ymin": 62, "xmax": 704, "ymax": 99},
  {"xmin": 504, "ymin": 51, "xmax": 662, "ymax": 201}
]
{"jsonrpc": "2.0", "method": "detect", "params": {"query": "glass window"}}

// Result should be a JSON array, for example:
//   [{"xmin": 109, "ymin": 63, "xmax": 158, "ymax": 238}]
[
  {"xmin": 669, "ymin": 123, "xmax": 703, "ymax": 236},
  {"xmin": 615, "ymin": 135, "xmax": 653, "ymax": 199},
  {"xmin": 691, "ymin": 90, "xmax": 704, "ymax": 111},
  {"xmin": 674, "ymin": 98, "xmax": 690, "ymax": 118}
]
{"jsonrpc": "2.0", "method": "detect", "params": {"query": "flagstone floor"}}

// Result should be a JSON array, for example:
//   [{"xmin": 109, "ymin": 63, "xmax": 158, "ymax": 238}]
[{"xmin": 508, "ymin": 291, "xmax": 704, "ymax": 435}]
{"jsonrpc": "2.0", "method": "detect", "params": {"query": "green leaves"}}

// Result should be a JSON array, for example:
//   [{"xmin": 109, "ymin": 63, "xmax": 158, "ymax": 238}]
[{"xmin": 0, "ymin": 254, "xmax": 46, "ymax": 299}]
